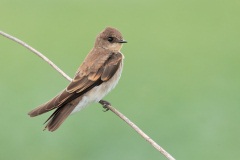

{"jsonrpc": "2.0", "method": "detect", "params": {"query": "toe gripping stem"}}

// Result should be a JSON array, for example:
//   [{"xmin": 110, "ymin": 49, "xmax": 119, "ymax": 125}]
[{"xmin": 99, "ymin": 100, "xmax": 111, "ymax": 112}]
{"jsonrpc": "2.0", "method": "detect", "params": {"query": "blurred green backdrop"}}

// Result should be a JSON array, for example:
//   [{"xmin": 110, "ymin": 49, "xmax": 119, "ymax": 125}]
[{"xmin": 0, "ymin": 0, "xmax": 240, "ymax": 160}]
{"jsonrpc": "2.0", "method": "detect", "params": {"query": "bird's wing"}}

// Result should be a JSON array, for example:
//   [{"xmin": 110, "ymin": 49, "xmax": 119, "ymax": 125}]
[
  {"xmin": 67, "ymin": 51, "xmax": 123, "ymax": 93},
  {"xmin": 28, "ymin": 51, "xmax": 123, "ymax": 117}
]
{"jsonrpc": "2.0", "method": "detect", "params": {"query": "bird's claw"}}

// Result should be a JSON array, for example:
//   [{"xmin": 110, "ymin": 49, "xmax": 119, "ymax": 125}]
[{"xmin": 99, "ymin": 100, "xmax": 111, "ymax": 112}]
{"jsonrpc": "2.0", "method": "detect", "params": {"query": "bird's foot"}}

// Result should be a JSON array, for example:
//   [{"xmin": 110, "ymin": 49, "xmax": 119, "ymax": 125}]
[{"xmin": 99, "ymin": 100, "xmax": 111, "ymax": 112}]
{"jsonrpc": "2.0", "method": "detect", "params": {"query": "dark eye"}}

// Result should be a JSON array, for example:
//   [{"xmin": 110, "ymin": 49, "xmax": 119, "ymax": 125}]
[{"xmin": 108, "ymin": 37, "xmax": 114, "ymax": 42}]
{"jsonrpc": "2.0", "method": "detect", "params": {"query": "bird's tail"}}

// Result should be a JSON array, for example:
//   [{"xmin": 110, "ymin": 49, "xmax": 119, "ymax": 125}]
[
  {"xmin": 43, "ymin": 104, "xmax": 74, "ymax": 131},
  {"xmin": 44, "ymin": 96, "xmax": 82, "ymax": 131}
]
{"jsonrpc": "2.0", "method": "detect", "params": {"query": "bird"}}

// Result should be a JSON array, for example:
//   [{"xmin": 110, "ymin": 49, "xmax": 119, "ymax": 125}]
[{"xmin": 28, "ymin": 27, "xmax": 127, "ymax": 132}]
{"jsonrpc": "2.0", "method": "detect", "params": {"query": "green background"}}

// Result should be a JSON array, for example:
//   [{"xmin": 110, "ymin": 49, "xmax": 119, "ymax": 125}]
[{"xmin": 0, "ymin": 0, "xmax": 239, "ymax": 159}]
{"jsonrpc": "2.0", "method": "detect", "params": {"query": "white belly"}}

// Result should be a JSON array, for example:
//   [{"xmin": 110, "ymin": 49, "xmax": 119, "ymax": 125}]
[{"xmin": 71, "ymin": 61, "xmax": 123, "ymax": 114}]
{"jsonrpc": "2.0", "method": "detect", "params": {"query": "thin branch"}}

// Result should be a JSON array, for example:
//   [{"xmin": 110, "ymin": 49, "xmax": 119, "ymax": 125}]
[
  {"xmin": 0, "ymin": 30, "xmax": 72, "ymax": 82},
  {"xmin": 0, "ymin": 30, "xmax": 176, "ymax": 160},
  {"xmin": 107, "ymin": 105, "xmax": 176, "ymax": 160}
]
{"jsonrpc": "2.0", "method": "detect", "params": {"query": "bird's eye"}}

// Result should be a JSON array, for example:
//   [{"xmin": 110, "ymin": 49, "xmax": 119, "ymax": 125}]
[{"xmin": 108, "ymin": 37, "xmax": 114, "ymax": 42}]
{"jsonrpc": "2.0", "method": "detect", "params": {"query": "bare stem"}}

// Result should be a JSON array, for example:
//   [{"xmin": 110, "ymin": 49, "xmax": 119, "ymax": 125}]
[
  {"xmin": 0, "ymin": 30, "xmax": 176, "ymax": 160},
  {"xmin": 0, "ymin": 30, "xmax": 72, "ymax": 82},
  {"xmin": 107, "ymin": 105, "xmax": 176, "ymax": 160}
]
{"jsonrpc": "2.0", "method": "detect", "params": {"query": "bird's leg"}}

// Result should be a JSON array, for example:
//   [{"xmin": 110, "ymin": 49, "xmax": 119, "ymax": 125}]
[{"xmin": 99, "ymin": 100, "xmax": 111, "ymax": 112}]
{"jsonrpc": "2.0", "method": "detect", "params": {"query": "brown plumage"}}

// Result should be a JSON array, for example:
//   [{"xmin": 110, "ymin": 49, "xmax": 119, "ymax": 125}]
[{"xmin": 28, "ymin": 27, "xmax": 127, "ymax": 131}]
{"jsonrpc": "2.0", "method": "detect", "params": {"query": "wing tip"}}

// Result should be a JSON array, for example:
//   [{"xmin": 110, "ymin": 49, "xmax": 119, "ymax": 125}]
[{"xmin": 28, "ymin": 110, "xmax": 37, "ymax": 117}]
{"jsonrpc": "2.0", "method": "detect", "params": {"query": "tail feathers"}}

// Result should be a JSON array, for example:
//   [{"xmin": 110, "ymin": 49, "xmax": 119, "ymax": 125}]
[
  {"xmin": 44, "ymin": 96, "xmax": 82, "ymax": 132},
  {"xmin": 44, "ymin": 104, "xmax": 75, "ymax": 132}
]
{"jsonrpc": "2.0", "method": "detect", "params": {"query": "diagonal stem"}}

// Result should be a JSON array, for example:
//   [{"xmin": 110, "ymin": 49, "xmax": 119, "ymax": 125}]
[
  {"xmin": 106, "ymin": 105, "xmax": 176, "ymax": 160},
  {"xmin": 0, "ymin": 30, "xmax": 72, "ymax": 82}
]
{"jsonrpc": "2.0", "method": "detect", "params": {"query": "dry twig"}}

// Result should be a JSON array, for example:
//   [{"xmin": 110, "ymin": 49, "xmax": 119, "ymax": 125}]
[{"xmin": 0, "ymin": 30, "xmax": 176, "ymax": 160}]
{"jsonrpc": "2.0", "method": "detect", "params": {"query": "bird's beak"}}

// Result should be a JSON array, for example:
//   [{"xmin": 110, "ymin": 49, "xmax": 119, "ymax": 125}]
[{"xmin": 119, "ymin": 39, "xmax": 127, "ymax": 43}]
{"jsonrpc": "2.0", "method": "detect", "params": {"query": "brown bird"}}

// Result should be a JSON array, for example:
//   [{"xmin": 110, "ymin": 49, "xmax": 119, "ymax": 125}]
[{"xmin": 28, "ymin": 27, "xmax": 127, "ymax": 131}]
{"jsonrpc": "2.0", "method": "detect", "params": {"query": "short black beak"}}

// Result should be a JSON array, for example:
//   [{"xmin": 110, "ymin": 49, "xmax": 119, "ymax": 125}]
[{"xmin": 119, "ymin": 39, "xmax": 127, "ymax": 43}]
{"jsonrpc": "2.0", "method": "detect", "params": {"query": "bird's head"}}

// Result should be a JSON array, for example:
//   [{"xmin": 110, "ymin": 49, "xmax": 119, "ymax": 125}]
[{"xmin": 95, "ymin": 27, "xmax": 127, "ymax": 51}]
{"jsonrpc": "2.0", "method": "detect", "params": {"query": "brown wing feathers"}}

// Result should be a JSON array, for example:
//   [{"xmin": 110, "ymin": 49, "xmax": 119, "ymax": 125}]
[
  {"xmin": 28, "ymin": 90, "xmax": 72, "ymax": 117},
  {"xmin": 101, "ymin": 54, "xmax": 122, "ymax": 81}
]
